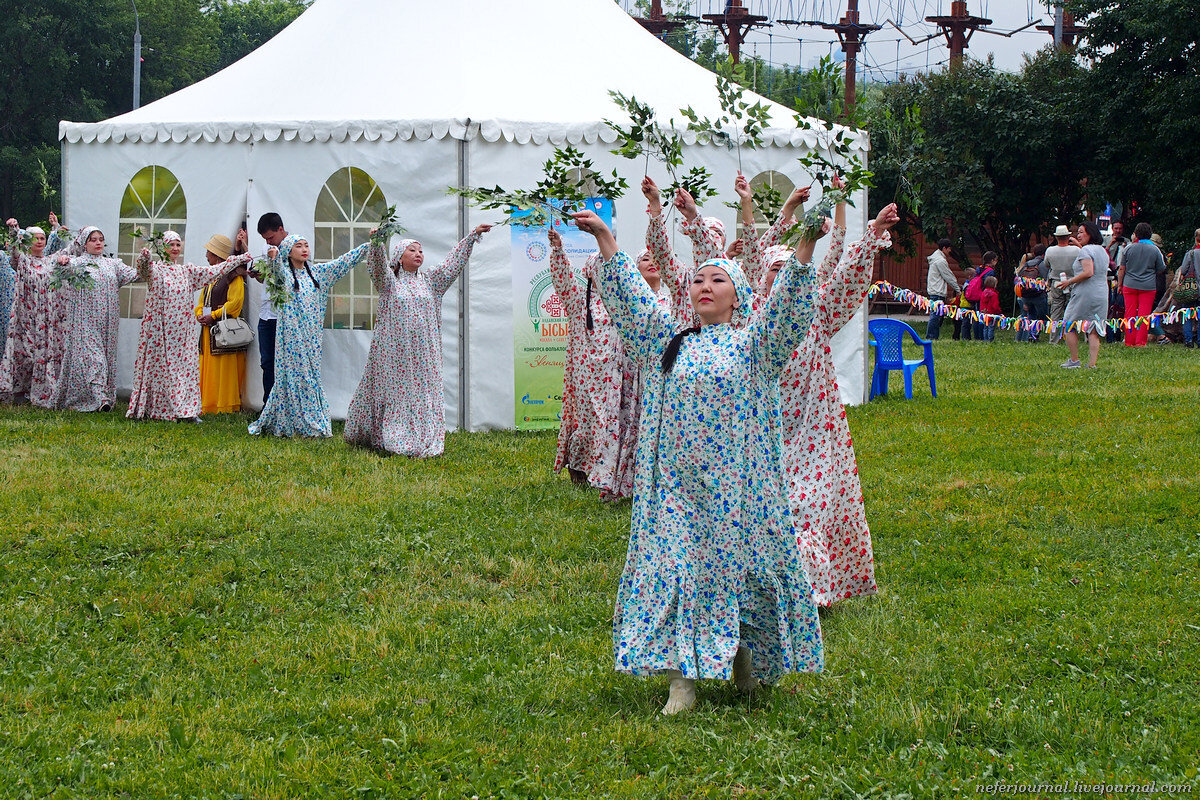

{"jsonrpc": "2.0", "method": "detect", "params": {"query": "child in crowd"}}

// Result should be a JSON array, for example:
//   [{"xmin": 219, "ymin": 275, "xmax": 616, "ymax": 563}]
[
  {"xmin": 953, "ymin": 267, "xmax": 976, "ymax": 340},
  {"xmin": 980, "ymin": 274, "xmax": 1001, "ymax": 341}
]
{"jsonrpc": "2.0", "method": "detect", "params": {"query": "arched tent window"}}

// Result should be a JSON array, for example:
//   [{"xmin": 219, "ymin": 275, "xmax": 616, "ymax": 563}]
[
  {"xmin": 117, "ymin": 165, "xmax": 187, "ymax": 318},
  {"xmin": 749, "ymin": 170, "xmax": 795, "ymax": 231},
  {"xmin": 315, "ymin": 167, "xmax": 388, "ymax": 330}
]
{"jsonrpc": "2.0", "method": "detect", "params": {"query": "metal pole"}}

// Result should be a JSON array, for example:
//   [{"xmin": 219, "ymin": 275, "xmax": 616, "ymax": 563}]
[
  {"xmin": 1053, "ymin": 3, "xmax": 1064, "ymax": 49},
  {"xmin": 456, "ymin": 124, "xmax": 472, "ymax": 431},
  {"xmin": 131, "ymin": 0, "xmax": 142, "ymax": 110}
]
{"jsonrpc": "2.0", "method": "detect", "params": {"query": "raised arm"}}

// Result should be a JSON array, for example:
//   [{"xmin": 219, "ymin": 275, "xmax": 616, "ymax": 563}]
[
  {"xmin": 820, "ymin": 205, "xmax": 898, "ymax": 335},
  {"xmin": 547, "ymin": 229, "xmax": 583, "ymax": 322},
  {"xmin": 366, "ymin": 241, "xmax": 395, "ymax": 295},
  {"xmin": 189, "ymin": 253, "xmax": 253, "ymax": 291},
  {"xmin": 749, "ymin": 252, "xmax": 818, "ymax": 381},
  {"xmin": 429, "ymin": 224, "xmax": 490, "ymax": 299},
  {"xmin": 115, "ymin": 260, "xmax": 139, "ymax": 287},
  {"xmin": 574, "ymin": 211, "xmax": 675, "ymax": 362},
  {"xmin": 674, "ymin": 187, "xmax": 722, "ymax": 265},
  {"xmin": 315, "ymin": 242, "xmax": 370, "ymax": 286},
  {"xmin": 135, "ymin": 248, "xmax": 155, "ymax": 282},
  {"xmin": 815, "ymin": 223, "xmax": 847, "ymax": 287}
]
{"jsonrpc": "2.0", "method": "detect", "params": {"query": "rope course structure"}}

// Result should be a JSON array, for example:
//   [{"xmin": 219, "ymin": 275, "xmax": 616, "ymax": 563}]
[{"xmin": 620, "ymin": 0, "xmax": 1061, "ymax": 84}]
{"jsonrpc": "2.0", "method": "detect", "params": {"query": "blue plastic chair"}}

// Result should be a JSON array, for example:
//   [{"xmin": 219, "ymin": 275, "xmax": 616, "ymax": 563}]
[{"xmin": 868, "ymin": 318, "xmax": 937, "ymax": 400}]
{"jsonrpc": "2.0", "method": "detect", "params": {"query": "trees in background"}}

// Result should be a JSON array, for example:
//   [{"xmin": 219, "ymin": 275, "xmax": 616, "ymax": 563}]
[{"xmin": 0, "ymin": 0, "xmax": 309, "ymax": 224}]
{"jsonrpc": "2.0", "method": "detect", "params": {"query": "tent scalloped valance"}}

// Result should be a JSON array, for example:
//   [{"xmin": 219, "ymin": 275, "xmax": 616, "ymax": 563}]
[{"xmin": 60, "ymin": 118, "xmax": 869, "ymax": 152}]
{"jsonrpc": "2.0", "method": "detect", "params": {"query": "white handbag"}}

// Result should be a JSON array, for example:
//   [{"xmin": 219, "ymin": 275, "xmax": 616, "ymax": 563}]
[{"xmin": 210, "ymin": 317, "xmax": 254, "ymax": 353}]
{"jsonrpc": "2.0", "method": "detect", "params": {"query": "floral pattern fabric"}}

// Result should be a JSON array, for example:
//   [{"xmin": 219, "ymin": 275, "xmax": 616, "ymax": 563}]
[
  {"xmin": 49, "ymin": 256, "xmax": 138, "ymax": 411},
  {"xmin": 127, "ymin": 252, "xmax": 252, "ymax": 420},
  {"xmin": 1, "ymin": 241, "xmax": 66, "ymax": 404},
  {"xmin": 550, "ymin": 244, "xmax": 636, "ymax": 498},
  {"xmin": 598, "ymin": 249, "xmax": 824, "ymax": 684},
  {"xmin": 343, "ymin": 233, "xmax": 480, "ymax": 456},
  {"xmin": 0, "ymin": 252, "xmax": 14, "ymax": 385},
  {"xmin": 248, "ymin": 243, "xmax": 368, "ymax": 438},
  {"xmin": 779, "ymin": 224, "xmax": 889, "ymax": 606}
]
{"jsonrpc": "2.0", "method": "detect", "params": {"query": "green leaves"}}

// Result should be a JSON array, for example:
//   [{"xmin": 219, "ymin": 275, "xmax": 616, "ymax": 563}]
[
  {"xmin": 681, "ymin": 74, "xmax": 772, "ymax": 155},
  {"xmin": 369, "ymin": 205, "xmax": 406, "ymax": 246},
  {"xmin": 606, "ymin": 91, "xmax": 687, "ymax": 181},
  {"xmin": 450, "ymin": 145, "xmax": 628, "ymax": 229},
  {"xmin": 131, "ymin": 227, "xmax": 169, "ymax": 262}
]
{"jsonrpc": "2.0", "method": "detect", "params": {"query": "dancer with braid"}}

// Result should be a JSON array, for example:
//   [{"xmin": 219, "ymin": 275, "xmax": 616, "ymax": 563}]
[
  {"xmin": 248, "ymin": 234, "xmax": 369, "ymax": 437},
  {"xmin": 573, "ymin": 208, "xmax": 824, "ymax": 716}
]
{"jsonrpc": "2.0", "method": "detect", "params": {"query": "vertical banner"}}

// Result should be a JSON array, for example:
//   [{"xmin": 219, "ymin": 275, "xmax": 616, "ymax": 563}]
[{"xmin": 512, "ymin": 199, "xmax": 614, "ymax": 429}]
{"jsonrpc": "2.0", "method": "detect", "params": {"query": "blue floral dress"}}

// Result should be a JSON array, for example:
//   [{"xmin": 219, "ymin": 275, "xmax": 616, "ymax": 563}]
[
  {"xmin": 597, "ymin": 251, "xmax": 825, "ymax": 684},
  {"xmin": 248, "ymin": 243, "xmax": 369, "ymax": 438}
]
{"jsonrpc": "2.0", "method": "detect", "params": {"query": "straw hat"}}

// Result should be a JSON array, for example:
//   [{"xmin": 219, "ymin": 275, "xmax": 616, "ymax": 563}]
[
  {"xmin": 1053, "ymin": 224, "xmax": 1071, "ymax": 238},
  {"xmin": 204, "ymin": 234, "xmax": 233, "ymax": 260}
]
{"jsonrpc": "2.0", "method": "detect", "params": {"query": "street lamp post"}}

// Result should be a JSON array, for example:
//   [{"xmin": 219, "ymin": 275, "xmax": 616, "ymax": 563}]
[{"xmin": 131, "ymin": 0, "xmax": 142, "ymax": 110}]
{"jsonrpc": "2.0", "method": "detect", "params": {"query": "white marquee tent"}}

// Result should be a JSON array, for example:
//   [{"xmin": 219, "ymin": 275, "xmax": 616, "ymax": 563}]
[{"xmin": 59, "ymin": 0, "xmax": 871, "ymax": 428}]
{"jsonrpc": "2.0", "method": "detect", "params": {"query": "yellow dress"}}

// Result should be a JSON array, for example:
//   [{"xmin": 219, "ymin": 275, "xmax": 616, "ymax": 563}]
[{"xmin": 196, "ymin": 276, "xmax": 246, "ymax": 414}]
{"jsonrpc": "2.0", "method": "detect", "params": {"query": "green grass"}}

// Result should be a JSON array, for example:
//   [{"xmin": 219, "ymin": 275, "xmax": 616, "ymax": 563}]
[{"xmin": 1, "ymin": 340, "xmax": 1197, "ymax": 799}]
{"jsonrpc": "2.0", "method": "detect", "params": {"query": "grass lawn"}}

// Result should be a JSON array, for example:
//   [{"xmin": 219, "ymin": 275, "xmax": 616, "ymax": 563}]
[{"xmin": 1, "ymin": 339, "xmax": 1197, "ymax": 799}]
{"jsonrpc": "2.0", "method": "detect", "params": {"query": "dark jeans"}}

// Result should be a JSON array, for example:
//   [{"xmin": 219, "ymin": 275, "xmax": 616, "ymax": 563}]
[
  {"xmin": 926, "ymin": 294, "xmax": 946, "ymax": 339},
  {"xmin": 258, "ymin": 318, "xmax": 277, "ymax": 402},
  {"xmin": 1021, "ymin": 294, "xmax": 1049, "ymax": 342}
]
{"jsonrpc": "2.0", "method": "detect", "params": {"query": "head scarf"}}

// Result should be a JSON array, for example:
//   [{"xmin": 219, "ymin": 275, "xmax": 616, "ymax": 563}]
[
  {"xmin": 25, "ymin": 226, "xmax": 45, "ymax": 237},
  {"xmin": 758, "ymin": 245, "xmax": 794, "ymax": 295},
  {"xmin": 390, "ymin": 238, "xmax": 421, "ymax": 271},
  {"xmin": 162, "ymin": 230, "xmax": 182, "ymax": 243},
  {"xmin": 703, "ymin": 216, "xmax": 727, "ymax": 249},
  {"xmin": 278, "ymin": 234, "xmax": 319, "ymax": 292},
  {"xmin": 688, "ymin": 256, "xmax": 754, "ymax": 329},
  {"xmin": 68, "ymin": 226, "xmax": 102, "ymax": 257}
]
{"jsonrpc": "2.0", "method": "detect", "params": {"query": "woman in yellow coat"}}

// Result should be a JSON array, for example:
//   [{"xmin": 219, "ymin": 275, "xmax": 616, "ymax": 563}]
[{"xmin": 196, "ymin": 233, "xmax": 249, "ymax": 413}]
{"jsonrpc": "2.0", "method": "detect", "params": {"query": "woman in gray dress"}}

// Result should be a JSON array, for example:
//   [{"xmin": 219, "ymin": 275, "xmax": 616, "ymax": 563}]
[{"xmin": 1057, "ymin": 220, "xmax": 1111, "ymax": 368}]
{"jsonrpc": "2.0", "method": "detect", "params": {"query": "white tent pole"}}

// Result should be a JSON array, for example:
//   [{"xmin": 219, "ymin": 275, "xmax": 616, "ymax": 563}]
[{"xmin": 456, "ymin": 124, "xmax": 472, "ymax": 430}]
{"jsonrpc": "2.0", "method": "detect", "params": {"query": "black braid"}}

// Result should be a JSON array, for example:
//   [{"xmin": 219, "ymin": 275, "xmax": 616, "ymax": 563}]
[
  {"xmin": 305, "ymin": 263, "xmax": 320, "ymax": 289},
  {"xmin": 585, "ymin": 279, "xmax": 594, "ymax": 332},
  {"xmin": 661, "ymin": 327, "xmax": 700, "ymax": 374}
]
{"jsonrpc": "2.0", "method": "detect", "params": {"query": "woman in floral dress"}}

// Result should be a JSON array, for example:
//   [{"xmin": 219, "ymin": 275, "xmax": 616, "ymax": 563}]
[
  {"xmin": 547, "ymin": 228, "xmax": 636, "ymax": 499},
  {"xmin": 2, "ymin": 217, "xmax": 67, "ymax": 405},
  {"xmin": 127, "ymin": 231, "xmax": 252, "ymax": 422},
  {"xmin": 50, "ymin": 227, "xmax": 139, "ymax": 412},
  {"xmin": 573, "ymin": 209, "xmax": 824, "ymax": 716},
  {"xmin": 769, "ymin": 201, "xmax": 899, "ymax": 606},
  {"xmin": 343, "ymin": 225, "xmax": 490, "ymax": 456},
  {"xmin": 248, "ymin": 234, "xmax": 369, "ymax": 438}
]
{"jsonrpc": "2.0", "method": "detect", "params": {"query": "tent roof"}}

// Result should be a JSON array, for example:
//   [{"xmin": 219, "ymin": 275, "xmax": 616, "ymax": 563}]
[{"xmin": 60, "ymin": 0, "xmax": 865, "ymax": 151}]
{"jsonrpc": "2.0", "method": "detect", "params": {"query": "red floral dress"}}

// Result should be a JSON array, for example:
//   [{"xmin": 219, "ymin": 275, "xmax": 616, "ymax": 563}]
[
  {"xmin": 779, "ymin": 224, "xmax": 891, "ymax": 606},
  {"xmin": 127, "ymin": 252, "xmax": 253, "ymax": 420},
  {"xmin": 550, "ymin": 245, "xmax": 636, "ymax": 499}
]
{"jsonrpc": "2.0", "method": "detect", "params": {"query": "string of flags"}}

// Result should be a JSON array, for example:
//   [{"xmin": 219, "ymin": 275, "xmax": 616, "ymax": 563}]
[{"xmin": 868, "ymin": 281, "xmax": 1199, "ymax": 336}]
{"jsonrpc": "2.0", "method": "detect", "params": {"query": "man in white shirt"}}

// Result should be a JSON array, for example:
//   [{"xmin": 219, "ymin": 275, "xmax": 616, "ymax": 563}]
[
  {"xmin": 925, "ymin": 238, "xmax": 958, "ymax": 339},
  {"xmin": 254, "ymin": 212, "xmax": 288, "ymax": 402},
  {"xmin": 1044, "ymin": 224, "xmax": 1081, "ymax": 323}
]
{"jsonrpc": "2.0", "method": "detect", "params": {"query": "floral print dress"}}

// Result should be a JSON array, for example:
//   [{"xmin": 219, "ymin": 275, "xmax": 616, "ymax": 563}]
[
  {"xmin": 343, "ymin": 233, "xmax": 481, "ymax": 456},
  {"xmin": 550, "ymin": 244, "xmax": 636, "ymax": 498},
  {"xmin": 0, "ymin": 251, "xmax": 13, "ymax": 379},
  {"xmin": 248, "ymin": 243, "xmax": 368, "ymax": 438},
  {"xmin": 779, "ymin": 223, "xmax": 891, "ymax": 606},
  {"xmin": 2, "ymin": 233, "xmax": 66, "ymax": 404},
  {"xmin": 49, "ymin": 256, "xmax": 138, "ymax": 411},
  {"xmin": 127, "ymin": 252, "xmax": 253, "ymax": 420},
  {"xmin": 598, "ymin": 250, "xmax": 824, "ymax": 684}
]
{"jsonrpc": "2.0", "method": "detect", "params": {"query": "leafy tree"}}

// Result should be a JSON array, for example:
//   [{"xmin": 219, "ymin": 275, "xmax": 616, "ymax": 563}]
[
  {"xmin": 0, "ymin": 0, "xmax": 308, "ymax": 223},
  {"xmin": 209, "ymin": 0, "xmax": 310, "ymax": 70},
  {"xmin": 1068, "ymin": 0, "xmax": 1200, "ymax": 258},
  {"xmin": 865, "ymin": 56, "xmax": 1090, "ymax": 296}
]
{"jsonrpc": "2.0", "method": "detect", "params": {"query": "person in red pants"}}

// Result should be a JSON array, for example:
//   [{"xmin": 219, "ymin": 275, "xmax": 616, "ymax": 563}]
[{"xmin": 1117, "ymin": 222, "xmax": 1166, "ymax": 347}]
